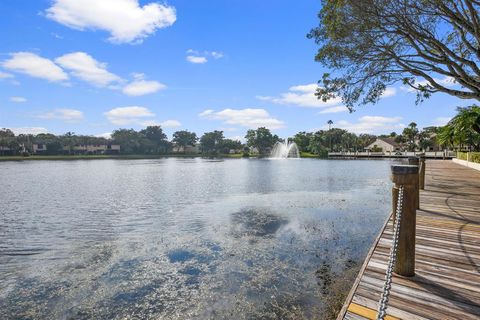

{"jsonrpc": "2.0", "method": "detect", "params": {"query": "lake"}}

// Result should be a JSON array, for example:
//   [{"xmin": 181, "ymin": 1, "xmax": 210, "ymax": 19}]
[{"xmin": 0, "ymin": 158, "xmax": 395, "ymax": 319}]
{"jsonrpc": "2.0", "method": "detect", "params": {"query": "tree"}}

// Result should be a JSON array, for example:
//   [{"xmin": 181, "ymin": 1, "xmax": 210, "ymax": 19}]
[
  {"xmin": 439, "ymin": 105, "xmax": 480, "ymax": 150},
  {"xmin": 140, "ymin": 126, "xmax": 171, "ymax": 154},
  {"xmin": 219, "ymin": 139, "xmax": 242, "ymax": 154},
  {"xmin": 112, "ymin": 129, "xmax": 144, "ymax": 154},
  {"xmin": 245, "ymin": 127, "xmax": 280, "ymax": 155},
  {"xmin": 200, "ymin": 130, "xmax": 224, "ymax": 154},
  {"xmin": 402, "ymin": 122, "xmax": 419, "ymax": 151},
  {"xmin": 327, "ymin": 120, "xmax": 333, "ymax": 130},
  {"xmin": 309, "ymin": 130, "xmax": 328, "ymax": 155},
  {"xmin": 309, "ymin": 0, "xmax": 480, "ymax": 110},
  {"xmin": 293, "ymin": 131, "xmax": 313, "ymax": 152},
  {"xmin": 172, "ymin": 130, "xmax": 198, "ymax": 152}
]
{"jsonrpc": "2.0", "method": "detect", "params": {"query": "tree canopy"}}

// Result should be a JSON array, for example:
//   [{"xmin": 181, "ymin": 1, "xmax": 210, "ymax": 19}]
[
  {"xmin": 245, "ymin": 127, "xmax": 280, "ymax": 155},
  {"xmin": 309, "ymin": 0, "xmax": 480, "ymax": 109}
]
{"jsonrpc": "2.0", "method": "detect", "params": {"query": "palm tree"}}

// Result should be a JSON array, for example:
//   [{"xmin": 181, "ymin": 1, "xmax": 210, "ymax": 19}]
[{"xmin": 327, "ymin": 120, "xmax": 333, "ymax": 130}]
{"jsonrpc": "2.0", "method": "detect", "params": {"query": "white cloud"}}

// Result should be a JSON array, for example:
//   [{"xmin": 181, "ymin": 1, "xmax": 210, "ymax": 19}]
[
  {"xmin": 185, "ymin": 50, "xmax": 224, "ymax": 64},
  {"xmin": 331, "ymin": 116, "xmax": 404, "ymax": 134},
  {"xmin": 433, "ymin": 117, "xmax": 452, "ymax": 126},
  {"xmin": 199, "ymin": 108, "xmax": 285, "ymax": 129},
  {"xmin": 9, "ymin": 127, "xmax": 49, "ymax": 135},
  {"xmin": 259, "ymin": 83, "xmax": 396, "ymax": 108},
  {"xmin": 10, "ymin": 96, "xmax": 27, "ymax": 103},
  {"xmin": 211, "ymin": 51, "xmax": 224, "ymax": 59},
  {"xmin": 2, "ymin": 52, "xmax": 68, "ymax": 82},
  {"xmin": 382, "ymin": 87, "xmax": 397, "ymax": 97},
  {"xmin": 186, "ymin": 55, "xmax": 208, "ymax": 64},
  {"xmin": 318, "ymin": 106, "xmax": 348, "ymax": 114},
  {"xmin": 104, "ymin": 106, "xmax": 155, "ymax": 125},
  {"xmin": 0, "ymin": 71, "xmax": 14, "ymax": 79},
  {"xmin": 95, "ymin": 132, "xmax": 112, "ymax": 139},
  {"xmin": 160, "ymin": 119, "xmax": 181, "ymax": 128},
  {"xmin": 257, "ymin": 83, "xmax": 342, "ymax": 108},
  {"xmin": 55, "ymin": 52, "xmax": 121, "ymax": 87},
  {"xmin": 45, "ymin": 0, "xmax": 176, "ymax": 44},
  {"xmin": 38, "ymin": 108, "xmax": 84, "ymax": 122},
  {"xmin": 122, "ymin": 74, "xmax": 166, "ymax": 96},
  {"xmin": 402, "ymin": 76, "xmax": 456, "ymax": 92}
]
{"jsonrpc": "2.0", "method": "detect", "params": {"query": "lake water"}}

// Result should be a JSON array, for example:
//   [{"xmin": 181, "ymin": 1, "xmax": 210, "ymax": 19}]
[{"xmin": 0, "ymin": 158, "xmax": 395, "ymax": 319}]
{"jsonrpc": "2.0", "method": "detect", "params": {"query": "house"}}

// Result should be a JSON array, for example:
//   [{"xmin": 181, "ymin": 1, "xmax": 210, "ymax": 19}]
[
  {"xmin": 33, "ymin": 143, "xmax": 47, "ymax": 154},
  {"xmin": 63, "ymin": 144, "xmax": 120, "ymax": 155},
  {"xmin": 172, "ymin": 144, "xmax": 200, "ymax": 154},
  {"xmin": 365, "ymin": 138, "xmax": 400, "ymax": 152}
]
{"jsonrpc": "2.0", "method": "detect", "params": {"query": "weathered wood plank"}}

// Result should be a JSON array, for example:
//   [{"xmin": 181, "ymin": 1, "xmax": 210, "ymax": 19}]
[{"xmin": 339, "ymin": 160, "xmax": 480, "ymax": 320}]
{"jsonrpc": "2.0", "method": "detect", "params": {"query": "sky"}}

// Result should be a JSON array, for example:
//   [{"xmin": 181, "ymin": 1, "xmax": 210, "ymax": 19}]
[{"xmin": 0, "ymin": 0, "xmax": 476, "ymax": 141}]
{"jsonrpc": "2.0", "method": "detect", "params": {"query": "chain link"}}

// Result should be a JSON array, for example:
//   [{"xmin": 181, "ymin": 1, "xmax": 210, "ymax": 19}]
[{"xmin": 376, "ymin": 185, "xmax": 404, "ymax": 320}]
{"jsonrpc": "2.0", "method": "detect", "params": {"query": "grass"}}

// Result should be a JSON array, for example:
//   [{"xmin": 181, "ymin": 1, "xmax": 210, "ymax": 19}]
[{"xmin": 300, "ymin": 152, "xmax": 324, "ymax": 158}]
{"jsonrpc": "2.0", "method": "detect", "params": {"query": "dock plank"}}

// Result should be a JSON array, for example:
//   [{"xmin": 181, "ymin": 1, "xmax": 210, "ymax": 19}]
[{"xmin": 338, "ymin": 160, "xmax": 480, "ymax": 320}]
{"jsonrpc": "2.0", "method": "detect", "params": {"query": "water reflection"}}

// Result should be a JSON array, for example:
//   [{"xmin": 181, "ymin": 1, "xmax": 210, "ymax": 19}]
[{"xmin": 0, "ymin": 158, "xmax": 394, "ymax": 319}]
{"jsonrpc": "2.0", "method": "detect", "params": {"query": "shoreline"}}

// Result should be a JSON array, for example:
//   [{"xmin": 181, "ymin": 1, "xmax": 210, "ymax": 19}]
[{"xmin": 0, "ymin": 153, "xmax": 326, "ymax": 162}]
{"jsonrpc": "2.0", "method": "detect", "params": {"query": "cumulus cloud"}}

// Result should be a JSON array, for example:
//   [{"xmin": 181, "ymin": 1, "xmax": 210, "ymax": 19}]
[
  {"xmin": 0, "ymin": 71, "xmax": 14, "ymax": 79},
  {"xmin": 160, "ymin": 119, "xmax": 181, "ymax": 128},
  {"xmin": 257, "ymin": 83, "xmax": 342, "ymax": 108},
  {"xmin": 2, "ymin": 52, "xmax": 68, "ymax": 82},
  {"xmin": 259, "ymin": 83, "xmax": 396, "ymax": 108},
  {"xmin": 95, "ymin": 132, "xmax": 112, "ymax": 139},
  {"xmin": 186, "ymin": 55, "xmax": 208, "ymax": 64},
  {"xmin": 45, "ymin": 0, "xmax": 176, "ymax": 44},
  {"xmin": 318, "ymin": 106, "xmax": 348, "ymax": 114},
  {"xmin": 433, "ymin": 116, "xmax": 452, "ymax": 126},
  {"xmin": 38, "ymin": 108, "xmax": 84, "ymax": 122},
  {"xmin": 402, "ymin": 76, "xmax": 456, "ymax": 92},
  {"xmin": 55, "ymin": 52, "xmax": 121, "ymax": 87},
  {"xmin": 199, "ymin": 108, "xmax": 285, "ymax": 129},
  {"xmin": 9, "ymin": 127, "xmax": 49, "ymax": 135},
  {"xmin": 185, "ymin": 49, "xmax": 224, "ymax": 64},
  {"xmin": 10, "ymin": 96, "xmax": 27, "ymax": 103},
  {"xmin": 104, "ymin": 106, "xmax": 155, "ymax": 125},
  {"xmin": 331, "ymin": 116, "xmax": 404, "ymax": 134},
  {"xmin": 122, "ymin": 73, "xmax": 166, "ymax": 96}
]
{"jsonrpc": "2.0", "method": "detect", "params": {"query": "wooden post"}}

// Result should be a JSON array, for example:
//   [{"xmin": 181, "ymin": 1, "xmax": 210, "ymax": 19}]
[
  {"xmin": 391, "ymin": 165, "xmax": 418, "ymax": 277},
  {"xmin": 408, "ymin": 157, "xmax": 420, "ymax": 209},
  {"xmin": 419, "ymin": 154, "xmax": 426, "ymax": 190}
]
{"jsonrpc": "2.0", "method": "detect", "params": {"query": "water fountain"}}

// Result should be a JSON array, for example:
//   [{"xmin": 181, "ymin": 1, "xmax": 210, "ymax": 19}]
[{"xmin": 270, "ymin": 141, "xmax": 300, "ymax": 158}]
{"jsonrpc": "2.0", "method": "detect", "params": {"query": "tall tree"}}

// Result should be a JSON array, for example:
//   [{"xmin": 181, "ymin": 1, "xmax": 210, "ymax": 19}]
[
  {"xmin": 245, "ymin": 127, "xmax": 280, "ymax": 155},
  {"xmin": 402, "ymin": 122, "xmax": 419, "ymax": 151},
  {"xmin": 140, "ymin": 126, "xmax": 171, "ymax": 154},
  {"xmin": 200, "ymin": 130, "xmax": 224, "ymax": 154},
  {"xmin": 172, "ymin": 130, "xmax": 198, "ymax": 152},
  {"xmin": 309, "ymin": 0, "xmax": 480, "ymax": 109}
]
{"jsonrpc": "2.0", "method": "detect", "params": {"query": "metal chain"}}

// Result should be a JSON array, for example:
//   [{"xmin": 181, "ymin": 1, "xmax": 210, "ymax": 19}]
[{"xmin": 376, "ymin": 185, "xmax": 404, "ymax": 320}]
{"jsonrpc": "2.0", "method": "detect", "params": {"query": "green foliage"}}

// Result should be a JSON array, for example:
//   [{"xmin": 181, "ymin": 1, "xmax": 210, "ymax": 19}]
[
  {"xmin": 200, "ymin": 130, "xmax": 225, "ymax": 154},
  {"xmin": 292, "ymin": 132, "xmax": 312, "ymax": 152},
  {"xmin": 245, "ymin": 127, "xmax": 280, "ymax": 155},
  {"xmin": 457, "ymin": 152, "xmax": 480, "ymax": 163},
  {"xmin": 438, "ymin": 105, "xmax": 480, "ymax": 151},
  {"xmin": 309, "ymin": 0, "xmax": 480, "ymax": 109},
  {"xmin": 172, "ymin": 130, "xmax": 198, "ymax": 151}
]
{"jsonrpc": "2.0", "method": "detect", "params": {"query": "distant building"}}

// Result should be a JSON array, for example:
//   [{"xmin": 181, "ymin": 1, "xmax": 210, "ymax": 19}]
[
  {"xmin": 33, "ymin": 143, "xmax": 47, "ymax": 154},
  {"xmin": 365, "ymin": 138, "xmax": 400, "ymax": 152},
  {"xmin": 63, "ymin": 144, "xmax": 120, "ymax": 155},
  {"xmin": 172, "ymin": 144, "xmax": 200, "ymax": 154}
]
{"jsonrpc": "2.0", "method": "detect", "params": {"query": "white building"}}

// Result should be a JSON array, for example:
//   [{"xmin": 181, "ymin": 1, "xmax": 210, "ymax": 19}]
[{"xmin": 365, "ymin": 138, "xmax": 400, "ymax": 152}]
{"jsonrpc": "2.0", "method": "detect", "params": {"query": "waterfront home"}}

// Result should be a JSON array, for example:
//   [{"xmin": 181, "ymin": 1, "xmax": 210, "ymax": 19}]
[
  {"xmin": 33, "ymin": 143, "xmax": 47, "ymax": 154},
  {"xmin": 365, "ymin": 138, "xmax": 400, "ymax": 153},
  {"xmin": 172, "ymin": 144, "xmax": 200, "ymax": 154},
  {"xmin": 63, "ymin": 144, "xmax": 120, "ymax": 155}
]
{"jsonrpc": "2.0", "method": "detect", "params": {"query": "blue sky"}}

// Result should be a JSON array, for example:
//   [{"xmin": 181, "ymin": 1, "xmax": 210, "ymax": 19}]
[{"xmin": 0, "ymin": 0, "xmax": 475, "ymax": 140}]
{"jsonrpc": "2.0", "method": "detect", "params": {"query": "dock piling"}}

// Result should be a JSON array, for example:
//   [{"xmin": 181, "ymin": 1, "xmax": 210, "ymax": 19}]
[{"xmin": 391, "ymin": 165, "xmax": 418, "ymax": 277}]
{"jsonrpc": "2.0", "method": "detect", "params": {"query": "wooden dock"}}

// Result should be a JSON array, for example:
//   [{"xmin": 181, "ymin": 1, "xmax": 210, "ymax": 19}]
[{"xmin": 338, "ymin": 160, "xmax": 480, "ymax": 320}]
